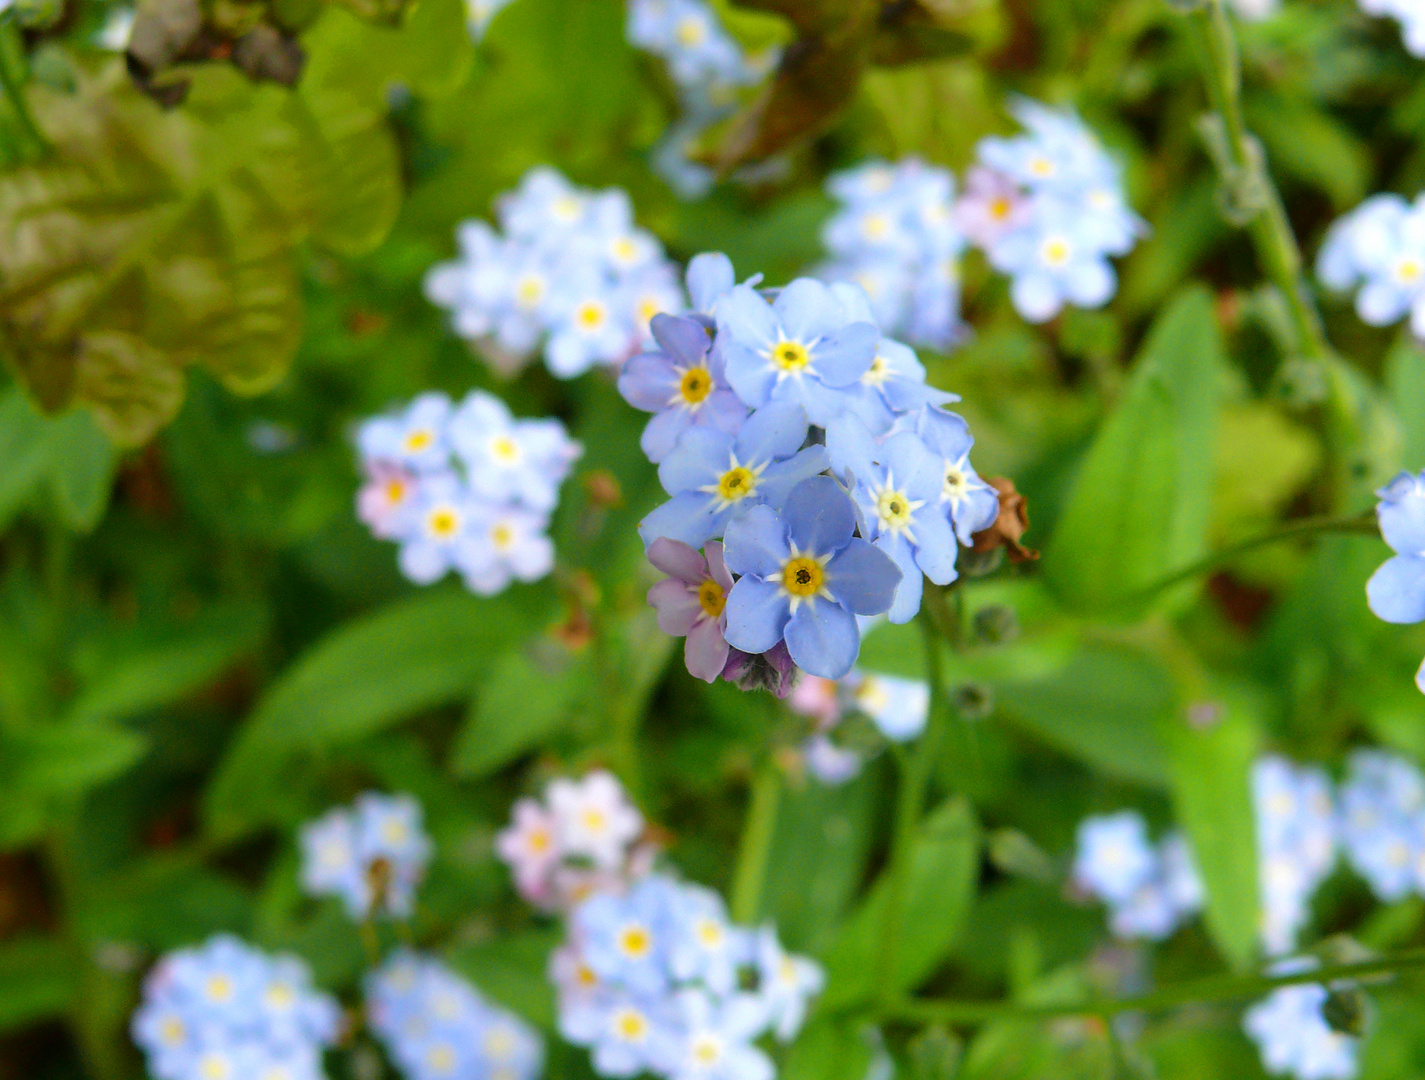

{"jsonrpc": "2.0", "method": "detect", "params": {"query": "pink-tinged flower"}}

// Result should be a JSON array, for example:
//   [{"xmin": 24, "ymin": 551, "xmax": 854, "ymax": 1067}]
[
  {"xmin": 357, "ymin": 462, "xmax": 421, "ymax": 540},
  {"xmin": 548, "ymin": 770, "xmax": 645, "ymax": 870},
  {"xmin": 954, "ymin": 166, "xmax": 1032, "ymax": 249},
  {"xmin": 721, "ymin": 641, "xmax": 797, "ymax": 698},
  {"xmin": 788, "ymin": 676, "xmax": 841, "ymax": 730},
  {"xmin": 495, "ymin": 798, "xmax": 560, "ymax": 906},
  {"xmin": 646, "ymin": 538, "xmax": 735, "ymax": 683}
]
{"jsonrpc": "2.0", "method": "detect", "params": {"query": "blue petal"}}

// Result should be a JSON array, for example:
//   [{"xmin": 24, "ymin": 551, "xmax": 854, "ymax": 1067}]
[
  {"xmin": 824, "ymin": 537, "xmax": 902, "ymax": 615},
  {"xmin": 639, "ymin": 491, "xmax": 728, "ymax": 549},
  {"xmin": 785, "ymin": 376, "xmax": 864, "ymax": 429},
  {"xmin": 1378, "ymin": 473, "xmax": 1425, "ymax": 555},
  {"xmin": 881, "ymin": 534, "xmax": 924, "ymax": 624},
  {"xmin": 774, "ymin": 278, "xmax": 843, "ymax": 343},
  {"xmin": 811, "ymin": 322, "xmax": 880, "ymax": 387},
  {"xmin": 723, "ymin": 342, "xmax": 777, "ymax": 409},
  {"xmin": 702, "ymin": 390, "xmax": 749, "ymax": 436},
  {"xmin": 1010, "ymin": 271, "xmax": 1064, "ymax": 323},
  {"xmin": 757, "ymin": 446, "xmax": 832, "ymax": 511},
  {"xmin": 725, "ymin": 576, "xmax": 791, "ymax": 654},
  {"xmin": 881, "ymin": 431, "xmax": 945, "ymax": 505},
  {"xmin": 910, "ymin": 507, "xmax": 958, "ymax": 586},
  {"xmin": 785, "ymin": 601, "xmax": 861, "ymax": 679},
  {"xmin": 641, "ymin": 408, "xmax": 693, "ymax": 464},
  {"xmin": 782, "ymin": 476, "xmax": 856, "ymax": 555},
  {"xmin": 825, "ymin": 413, "xmax": 880, "ymax": 485},
  {"xmin": 658, "ymin": 427, "xmax": 733, "ymax": 495},
  {"xmin": 735, "ymin": 401, "xmax": 810, "ymax": 464},
  {"xmin": 954, "ymin": 486, "xmax": 1001, "ymax": 546},
  {"xmin": 1063, "ymin": 258, "xmax": 1115, "ymax": 308},
  {"xmin": 716, "ymin": 283, "xmax": 779, "ymax": 351},
  {"xmin": 723, "ymin": 504, "xmax": 790, "ymax": 578},
  {"xmin": 915, "ymin": 406, "xmax": 973, "ymax": 461},
  {"xmin": 1367, "ymin": 554, "xmax": 1425, "ymax": 624},
  {"xmin": 687, "ymin": 252, "xmax": 735, "ymax": 313},
  {"xmin": 650, "ymin": 313, "xmax": 711, "ymax": 367}
]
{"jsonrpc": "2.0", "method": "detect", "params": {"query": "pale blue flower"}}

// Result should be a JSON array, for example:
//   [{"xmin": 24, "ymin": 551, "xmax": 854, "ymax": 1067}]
[
  {"xmin": 619, "ymin": 314, "xmax": 747, "ymax": 463},
  {"xmin": 1244, "ymin": 958, "xmax": 1359, "ymax": 1080},
  {"xmin": 1317, "ymin": 194, "xmax": 1425, "ymax": 335},
  {"xmin": 560, "ymin": 991, "xmax": 681, "ymax": 1079},
  {"xmin": 448, "ymin": 390, "xmax": 582, "ymax": 511},
  {"xmin": 358, "ymin": 393, "xmax": 454, "ymax": 474},
  {"xmin": 911, "ymin": 405, "xmax": 1000, "ymax": 545},
  {"xmin": 395, "ymin": 472, "xmax": 481, "ymax": 586},
  {"xmin": 665, "ymin": 884, "xmax": 752, "ymax": 996},
  {"xmin": 664, "ymin": 989, "xmax": 773, "ymax": 1080},
  {"xmin": 1254, "ymin": 757, "xmax": 1338, "ymax": 956},
  {"xmin": 715, "ymin": 279, "xmax": 880, "ymax": 426},
  {"xmin": 455, "ymin": 501, "xmax": 555, "ymax": 596},
  {"xmin": 721, "ymin": 475, "xmax": 902, "ymax": 679},
  {"xmin": 1338, "ymin": 750, "xmax": 1425, "ymax": 902},
  {"xmin": 987, "ymin": 201, "xmax": 1119, "ymax": 322},
  {"xmin": 546, "ymin": 270, "xmax": 640, "ymax": 377},
  {"xmin": 298, "ymin": 792, "xmax": 432, "ymax": 920},
  {"xmin": 826, "ymin": 413, "xmax": 958, "ymax": 623},
  {"xmin": 1367, "ymin": 471, "xmax": 1425, "ymax": 692},
  {"xmin": 845, "ymin": 670, "xmax": 929, "ymax": 741},
  {"xmin": 574, "ymin": 875, "xmax": 679, "ymax": 997},
  {"xmin": 638, "ymin": 401, "xmax": 829, "ymax": 549},
  {"xmin": 1073, "ymin": 812, "xmax": 1157, "ymax": 908},
  {"xmin": 750, "ymin": 926, "xmax": 823, "ymax": 1043}
]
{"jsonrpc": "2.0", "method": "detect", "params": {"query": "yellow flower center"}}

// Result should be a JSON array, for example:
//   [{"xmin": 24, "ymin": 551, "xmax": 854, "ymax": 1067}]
[
  {"xmin": 527, "ymin": 828, "xmax": 551, "ymax": 853},
  {"xmin": 615, "ymin": 1008, "xmax": 648, "ymax": 1042},
  {"xmin": 403, "ymin": 429, "xmax": 434, "ymax": 454},
  {"xmin": 989, "ymin": 197, "xmax": 1012, "ymax": 220},
  {"xmin": 384, "ymin": 478, "xmax": 407, "ymax": 504},
  {"xmin": 205, "ymin": 976, "xmax": 233, "ymax": 1003},
  {"xmin": 612, "ymin": 236, "xmax": 640, "ymax": 262},
  {"xmin": 161, "ymin": 1018, "xmax": 185, "ymax": 1046},
  {"xmin": 638, "ymin": 296, "xmax": 665, "ymax": 325},
  {"xmin": 552, "ymin": 196, "xmax": 583, "ymax": 222},
  {"xmin": 876, "ymin": 489, "xmax": 914, "ymax": 529},
  {"xmin": 695, "ymin": 917, "xmax": 724, "ymax": 947},
  {"xmin": 862, "ymin": 354, "xmax": 891, "ymax": 387},
  {"xmin": 717, "ymin": 466, "xmax": 757, "ymax": 501},
  {"xmin": 782, "ymin": 556, "xmax": 824, "ymax": 597},
  {"xmin": 516, "ymin": 275, "xmax": 545, "ymax": 307},
  {"xmin": 491, "ymin": 435, "xmax": 520, "ymax": 462},
  {"xmin": 428, "ymin": 507, "xmax": 461, "ymax": 538},
  {"xmin": 200, "ymin": 1055, "xmax": 230, "ymax": 1080},
  {"xmin": 772, "ymin": 340, "xmax": 810, "ymax": 371},
  {"xmin": 697, "ymin": 579, "xmax": 726, "ymax": 618},
  {"xmin": 1398, "ymin": 258, "xmax": 1422, "ymax": 284},
  {"xmin": 426, "ymin": 1044, "xmax": 457, "ymax": 1074},
  {"xmin": 484, "ymin": 1027, "xmax": 516, "ymax": 1059},
  {"xmin": 576, "ymin": 964, "xmax": 598, "ymax": 988},
  {"xmin": 381, "ymin": 819, "xmax": 408, "ymax": 844},
  {"xmin": 618, "ymin": 924, "xmax": 652, "ymax": 959},
  {"xmin": 680, "ymin": 366, "xmax": 713, "ymax": 405},
  {"xmin": 675, "ymin": 15, "xmax": 705, "ymax": 45},
  {"xmin": 577, "ymin": 302, "xmax": 607, "ymax": 331},
  {"xmin": 582, "ymin": 808, "xmax": 607, "ymax": 833},
  {"xmin": 779, "ymin": 957, "xmax": 798, "ymax": 984},
  {"xmin": 491, "ymin": 523, "xmax": 514, "ymax": 549},
  {"xmin": 693, "ymin": 1037, "xmax": 722, "ymax": 1065},
  {"xmin": 1029, "ymin": 156, "xmax": 1056, "ymax": 178},
  {"xmin": 265, "ymin": 982, "xmax": 295, "ymax": 1009},
  {"xmin": 1041, "ymin": 237, "xmax": 1071, "ymax": 267},
  {"xmin": 861, "ymin": 213, "xmax": 890, "ymax": 240}
]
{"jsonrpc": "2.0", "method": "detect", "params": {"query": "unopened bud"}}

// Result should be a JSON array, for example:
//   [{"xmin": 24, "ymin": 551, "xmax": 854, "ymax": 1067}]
[{"xmin": 973, "ymin": 604, "xmax": 1019, "ymax": 644}]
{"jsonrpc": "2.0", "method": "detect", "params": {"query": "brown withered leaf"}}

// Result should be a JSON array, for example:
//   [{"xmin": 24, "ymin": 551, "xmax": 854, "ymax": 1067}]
[{"xmin": 971, "ymin": 477, "xmax": 1039, "ymax": 563}]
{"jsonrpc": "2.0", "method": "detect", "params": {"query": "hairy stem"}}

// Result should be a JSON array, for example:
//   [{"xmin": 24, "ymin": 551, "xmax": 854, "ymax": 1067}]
[
  {"xmin": 880, "ymin": 948, "xmax": 1425, "ymax": 1026},
  {"xmin": 730, "ymin": 759, "xmax": 782, "ymax": 925},
  {"xmin": 875, "ymin": 605, "xmax": 951, "ymax": 1005}
]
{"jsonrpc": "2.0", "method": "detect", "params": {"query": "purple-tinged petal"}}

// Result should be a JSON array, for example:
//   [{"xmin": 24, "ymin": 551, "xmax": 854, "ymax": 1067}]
[
  {"xmin": 783, "ymin": 476, "xmax": 856, "ymax": 555},
  {"xmin": 647, "ymin": 537, "xmax": 709, "ymax": 583},
  {"xmin": 649, "ymin": 578, "xmax": 702, "ymax": 635},
  {"xmin": 658, "ymin": 427, "xmax": 733, "ymax": 496},
  {"xmin": 702, "ymin": 389, "xmax": 749, "ymax": 435},
  {"xmin": 1367, "ymin": 553, "xmax": 1425, "ymax": 624},
  {"xmin": 723, "ymin": 505, "xmax": 790, "ymax": 578},
  {"xmin": 650, "ymin": 313, "xmax": 712, "ymax": 367},
  {"xmin": 734, "ymin": 401, "xmax": 811, "ymax": 463},
  {"xmin": 618, "ymin": 352, "xmax": 680, "ymax": 412},
  {"xmin": 725, "ymin": 577, "xmax": 792, "ymax": 654},
  {"xmin": 824, "ymin": 537, "xmax": 902, "ymax": 615},
  {"xmin": 785, "ymin": 601, "xmax": 860, "ymax": 679},
  {"xmin": 639, "ymin": 491, "xmax": 728, "ymax": 549},
  {"xmin": 757, "ymin": 446, "xmax": 833, "ymax": 512},
  {"xmin": 705, "ymin": 540, "xmax": 734, "ymax": 592},
  {"xmin": 685, "ymin": 617, "xmax": 730, "ymax": 682}
]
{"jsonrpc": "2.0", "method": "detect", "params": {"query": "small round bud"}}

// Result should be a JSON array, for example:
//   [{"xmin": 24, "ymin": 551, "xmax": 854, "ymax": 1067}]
[
  {"xmin": 973, "ymin": 604, "xmax": 1020, "ymax": 644},
  {"xmin": 952, "ymin": 682, "xmax": 994, "ymax": 721}
]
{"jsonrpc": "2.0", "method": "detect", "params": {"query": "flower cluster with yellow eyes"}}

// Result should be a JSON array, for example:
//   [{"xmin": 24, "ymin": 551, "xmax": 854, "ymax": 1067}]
[
  {"xmin": 622, "ymin": 252, "xmax": 999, "ymax": 686},
  {"xmin": 355, "ymin": 388, "xmax": 581, "ymax": 595},
  {"xmin": 425, "ymin": 167, "xmax": 686, "ymax": 379}
]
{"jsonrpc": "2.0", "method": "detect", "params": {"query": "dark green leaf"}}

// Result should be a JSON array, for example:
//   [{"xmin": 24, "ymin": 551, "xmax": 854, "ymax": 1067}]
[{"xmin": 0, "ymin": 936, "xmax": 77, "ymax": 1033}]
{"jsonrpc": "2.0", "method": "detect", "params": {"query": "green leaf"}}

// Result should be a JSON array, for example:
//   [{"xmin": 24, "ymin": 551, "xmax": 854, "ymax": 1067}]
[
  {"xmin": 1385, "ymin": 333, "xmax": 1425, "ymax": 473},
  {"xmin": 0, "ymin": 722, "xmax": 149, "ymax": 847},
  {"xmin": 45, "ymin": 407, "xmax": 118, "ymax": 531},
  {"xmin": 204, "ymin": 585, "xmax": 555, "ymax": 838},
  {"xmin": 1045, "ymin": 286, "xmax": 1226, "ymax": 613},
  {"xmin": 450, "ymin": 643, "xmax": 591, "ymax": 778},
  {"xmin": 819, "ymin": 797, "xmax": 980, "ymax": 1009},
  {"xmin": 1247, "ymin": 95, "xmax": 1368, "ymax": 211},
  {"xmin": 447, "ymin": 929, "xmax": 560, "ymax": 1031},
  {"xmin": 0, "ymin": 389, "xmax": 53, "ymax": 530},
  {"xmin": 67, "ymin": 602, "xmax": 268, "ymax": 725},
  {"xmin": 1161, "ymin": 682, "xmax": 1261, "ymax": 971},
  {"xmin": 994, "ymin": 643, "xmax": 1171, "ymax": 788},
  {"xmin": 0, "ymin": 936, "xmax": 77, "ymax": 1033},
  {"xmin": 781, "ymin": 1017, "xmax": 876, "ymax": 1080}
]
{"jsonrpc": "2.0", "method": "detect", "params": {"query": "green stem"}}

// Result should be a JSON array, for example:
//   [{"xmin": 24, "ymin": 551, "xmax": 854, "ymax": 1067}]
[
  {"xmin": 881, "ymin": 948, "xmax": 1425, "ymax": 1026},
  {"xmin": 1184, "ymin": 0, "xmax": 1328, "ymax": 364},
  {"xmin": 1132, "ymin": 511, "xmax": 1378, "ymax": 602},
  {"xmin": 0, "ymin": 18, "xmax": 45, "ymax": 163},
  {"xmin": 730, "ymin": 759, "xmax": 782, "ymax": 925},
  {"xmin": 874, "ymin": 605, "xmax": 951, "ymax": 1006}
]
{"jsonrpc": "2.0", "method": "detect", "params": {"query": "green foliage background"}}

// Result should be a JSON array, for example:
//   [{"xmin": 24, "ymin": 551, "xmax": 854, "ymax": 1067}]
[{"xmin": 3, "ymin": 0, "xmax": 1425, "ymax": 1077}]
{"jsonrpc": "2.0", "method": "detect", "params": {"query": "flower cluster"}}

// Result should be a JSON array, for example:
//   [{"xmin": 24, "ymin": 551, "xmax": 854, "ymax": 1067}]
[
  {"xmin": 355, "ymin": 389, "xmax": 580, "ymax": 594},
  {"xmin": 1338, "ymin": 749, "xmax": 1425, "ymax": 902},
  {"xmin": 626, "ymin": 253, "xmax": 1000, "ymax": 685},
  {"xmin": 132, "ymin": 936, "xmax": 341, "ymax": 1080},
  {"xmin": 425, "ymin": 167, "xmax": 686, "ymax": 377},
  {"xmin": 1254, "ymin": 757, "xmax": 1339, "ymax": 956},
  {"xmin": 787, "ymin": 669, "xmax": 929, "ymax": 784},
  {"xmin": 1071, "ymin": 812, "xmax": 1203, "ymax": 941},
  {"xmin": 1360, "ymin": 0, "xmax": 1425, "ymax": 58},
  {"xmin": 495, "ymin": 770, "xmax": 656, "ymax": 912},
  {"xmin": 960, "ymin": 98, "xmax": 1145, "ymax": 323},
  {"xmin": 1243, "ymin": 958, "xmax": 1359, "ymax": 1080},
  {"xmin": 1317, "ymin": 195, "xmax": 1425, "ymax": 337},
  {"xmin": 818, "ymin": 159, "xmax": 967, "ymax": 351},
  {"xmin": 1366, "ymin": 470, "xmax": 1425, "ymax": 691},
  {"xmin": 554, "ymin": 873, "xmax": 822, "ymax": 1080},
  {"xmin": 366, "ymin": 951, "xmax": 544, "ymax": 1080},
  {"xmin": 626, "ymin": 0, "xmax": 776, "ymax": 198},
  {"xmin": 299, "ymin": 792, "xmax": 434, "ymax": 921}
]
